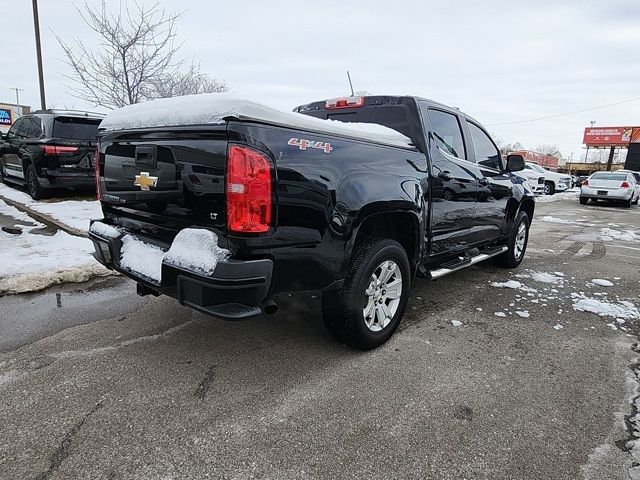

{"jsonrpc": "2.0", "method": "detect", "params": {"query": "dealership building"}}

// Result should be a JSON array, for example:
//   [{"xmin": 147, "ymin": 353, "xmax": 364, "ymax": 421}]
[{"xmin": 0, "ymin": 102, "xmax": 32, "ymax": 134}]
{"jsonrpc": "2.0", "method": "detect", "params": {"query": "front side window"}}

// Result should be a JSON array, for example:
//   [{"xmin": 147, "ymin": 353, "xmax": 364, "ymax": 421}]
[
  {"xmin": 428, "ymin": 109, "xmax": 466, "ymax": 159},
  {"xmin": 6, "ymin": 118, "xmax": 24, "ymax": 139},
  {"xmin": 468, "ymin": 122, "xmax": 501, "ymax": 169}
]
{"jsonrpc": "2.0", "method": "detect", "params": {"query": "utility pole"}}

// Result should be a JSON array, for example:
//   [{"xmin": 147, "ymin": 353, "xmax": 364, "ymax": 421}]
[
  {"xmin": 32, "ymin": 0, "xmax": 46, "ymax": 110},
  {"xmin": 9, "ymin": 88, "xmax": 23, "ymax": 119}
]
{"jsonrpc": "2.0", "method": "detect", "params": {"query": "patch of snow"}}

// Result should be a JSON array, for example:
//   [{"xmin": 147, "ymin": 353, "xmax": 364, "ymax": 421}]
[
  {"xmin": 0, "ymin": 184, "xmax": 102, "ymax": 232},
  {"xmin": 598, "ymin": 227, "xmax": 640, "ymax": 242},
  {"xmin": 539, "ymin": 216, "xmax": 566, "ymax": 224},
  {"xmin": 491, "ymin": 280, "xmax": 522, "ymax": 289},
  {"xmin": 89, "ymin": 221, "xmax": 120, "ymax": 239},
  {"xmin": 164, "ymin": 228, "xmax": 230, "ymax": 276},
  {"xmin": 451, "ymin": 320, "xmax": 463, "ymax": 327},
  {"xmin": 591, "ymin": 279, "xmax": 614, "ymax": 287},
  {"xmin": 476, "ymin": 307, "xmax": 483, "ymax": 312},
  {"xmin": 494, "ymin": 312, "xmax": 507, "ymax": 317},
  {"xmin": 553, "ymin": 324, "xmax": 563, "ymax": 330},
  {"xmin": 535, "ymin": 189, "xmax": 579, "ymax": 203},
  {"xmin": 119, "ymin": 235, "xmax": 165, "ymax": 283},
  {"xmin": 529, "ymin": 271, "xmax": 564, "ymax": 284},
  {"xmin": 571, "ymin": 293, "xmax": 640, "ymax": 320},
  {"xmin": 515, "ymin": 310, "xmax": 530, "ymax": 318},
  {"xmin": 99, "ymin": 94, "xmax": 413, "ymax": 149}
]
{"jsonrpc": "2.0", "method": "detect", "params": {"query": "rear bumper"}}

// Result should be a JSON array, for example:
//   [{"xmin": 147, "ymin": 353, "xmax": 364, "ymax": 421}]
[
  {"xmin": 88, "ymin": 223, "xmax": 273, "ymax": 319},
  {"xmin": 580, "ymin": 187, "xmax": 632, "ymax": 200},
  {"xmin": 39, "ymin": 168, "xmax": 95, "ymax": 189}
]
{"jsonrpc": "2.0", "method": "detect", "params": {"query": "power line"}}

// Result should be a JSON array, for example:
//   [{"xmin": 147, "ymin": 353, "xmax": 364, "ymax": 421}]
[{"xmin": 486, "ymin": 97, "xmax": 640, "ymax": 126}]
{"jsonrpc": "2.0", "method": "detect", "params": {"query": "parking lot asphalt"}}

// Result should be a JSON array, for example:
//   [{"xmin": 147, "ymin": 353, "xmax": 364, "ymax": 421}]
[{"xmin": 1, "ymin": 197, "xmax": 640, "ymax": 480}]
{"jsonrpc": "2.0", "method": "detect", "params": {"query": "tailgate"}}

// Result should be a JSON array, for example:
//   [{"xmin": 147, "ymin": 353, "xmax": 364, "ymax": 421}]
[{"xmin": 98, "ymin": 127, "xmax": 228, "ymax": 232}]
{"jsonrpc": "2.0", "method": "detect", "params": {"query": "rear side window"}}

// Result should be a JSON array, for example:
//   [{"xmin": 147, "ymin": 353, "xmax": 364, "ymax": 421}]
[
  {"xmin": 428, "ymin": 109, "xmax": 466, "ymax": 159},
  {"xmin": 468, "ymin": 122, "xmax": 501, "ymax": 169},
  {"xmin": 53, "ymin": 117, "xmax": 100, "ymax": 141},
  {"xmin": 26, "ymin": 117, "xmax": 42, "ymax": 138}
]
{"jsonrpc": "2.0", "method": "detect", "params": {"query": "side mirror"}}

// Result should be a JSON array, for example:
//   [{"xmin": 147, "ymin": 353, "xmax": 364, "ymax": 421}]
[{"xmin": 506, "ymin": 154, "xmax": 525, "ymax": 172}]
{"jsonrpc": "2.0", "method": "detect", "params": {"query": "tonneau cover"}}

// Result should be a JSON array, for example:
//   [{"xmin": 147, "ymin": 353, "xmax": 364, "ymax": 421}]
[{"xmin": 99, "ymin": 94, "xmax": 413, "ymax": 149}]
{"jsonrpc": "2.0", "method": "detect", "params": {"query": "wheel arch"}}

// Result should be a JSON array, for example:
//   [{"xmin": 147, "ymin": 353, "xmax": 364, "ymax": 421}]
[{"xmin": 345, "ymin": 207, "xmax": 422, "ymax": 279}]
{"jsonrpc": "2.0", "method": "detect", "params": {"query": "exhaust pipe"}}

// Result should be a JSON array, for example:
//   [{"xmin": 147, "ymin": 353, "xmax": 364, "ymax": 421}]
[{"xmin": 261, "ymin": 298, "xmax": 279, "ymax": 315}]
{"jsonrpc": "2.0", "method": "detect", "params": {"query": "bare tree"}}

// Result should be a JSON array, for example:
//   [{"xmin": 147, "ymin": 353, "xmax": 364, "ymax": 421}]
[
  {"xmin": 535, "ymin": 144, "xmax": 562, "ymax": 158},
  {"xmin": 56, "ymin": 1, "xmax": 228, "ymax": 109},
  {"xmin": 151, "ymin": 63, "xmax": 229, "ymax": 98}
]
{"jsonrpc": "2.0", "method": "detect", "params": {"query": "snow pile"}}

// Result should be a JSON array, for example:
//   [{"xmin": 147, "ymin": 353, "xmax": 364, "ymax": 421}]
[
  {"xmin": 571, "ymin": 293, "xmax": 640, "ymax": 321},
  {"xmin": 591, "ymin": 279, "xmax": 614, "ymax": 287},
  {"xmin": 164, "ymin": 228, "xmax": 230, "ymax": 276},
  {"xmin": 553, "ymin": 324, "xmax": 563, "ymax": 330},
  {"xmin": 119, "ymin": 235, "xmax": 166, "ymax": 283},
  {"xmin": 494, "ymin": 312, "xmax": 507, "ymax": 317},
  {"xmin": 119, "ymin": 228, "xmax": 230, "ymax": 283},
  {"xmin": 529, "ymin": 271, "xmax": 564, "ymax": 285},
  {"xmin": 451, "ymin": 320, "xmax": 463, "ymax": 327},
  {"xmin": 0, "ymin": 201, "xmax": 111, "ymax": 294},
  {"xmin": 99, "ymin": 94, "xmax": 413, "ymax": 149},
  {"xmin": 599, "ymin": 227, "xmax": 640, "ymax": 242},
  {"xmin": 89, "ymin": 221, "xmax": 120, "ymax": 239},
  {"xmin": 0, "ymin": 184, "xmax": 102, "ymax": 232},
  {"xmin": 491, "ymin": 280, "xmax": 522, "ymax": 289},
  {"xmin": 535, "ymin": 188, "xmax": 579, "ymax": 203},
  {"xmin": 515, "ymin": 310, "xmax": 530, "ymax": 318}
]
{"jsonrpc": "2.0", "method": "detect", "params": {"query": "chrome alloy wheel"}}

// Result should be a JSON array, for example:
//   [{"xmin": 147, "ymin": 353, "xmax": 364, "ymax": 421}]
[
  {"xmin": 514, "ymin": 222, "xmax": 527, "ymax": 259},
  {"xmin": 363, "ymin": 260, "xmax": 403, "ymax": 332}
]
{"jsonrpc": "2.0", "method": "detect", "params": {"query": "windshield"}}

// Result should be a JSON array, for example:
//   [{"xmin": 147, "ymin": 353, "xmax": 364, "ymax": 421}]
[
  {"xmin": 53, "ymin": 116, "xmax": 101, "ymax": 141},
  {"xmin": 527, "ymin": 163, "xmax": 545, "ymax": 173},
  {"xmin": 590, "ymin": 172, "xmax": 627, "ymax": 181}
]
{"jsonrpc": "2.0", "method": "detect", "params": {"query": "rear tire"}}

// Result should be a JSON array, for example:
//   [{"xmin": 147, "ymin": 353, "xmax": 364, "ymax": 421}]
[
  {"xmin": 633, "ymin": 196, "xmax": 639, "ymax": 206},
  {"xmin": 579, "ymin": 196, "xmax": 588, "ymax": 205},
  {"xmin": 623, "ymin": 198, "xmax": 632, "ymax": 209},
  {"xmin": 493, "ymin": 211, "xmax": 529, "ymax": 269},
  {"xmin": 26, "ymin": 164, "xmax": 45, "ymax": 200},
  {"xmin": 0, "ymin": 163, "xmax": 5, "ymax": 184},
  {"xmin": 322, "ymin": 239, "xmax": 410, "ymax": 350}
]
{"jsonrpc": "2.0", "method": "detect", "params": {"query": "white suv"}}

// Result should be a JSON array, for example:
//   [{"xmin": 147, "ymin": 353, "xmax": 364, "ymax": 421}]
[
  {"xmin": 514, "ymin": 167, "xmax": 545, "ymax": 195},
  {"xmin": 524, "ymin": 163, "xmax": 571, "ymax": 195}
]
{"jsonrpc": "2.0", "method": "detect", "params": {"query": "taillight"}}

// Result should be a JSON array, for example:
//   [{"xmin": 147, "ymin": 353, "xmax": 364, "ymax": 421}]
[
  {"xmin": 325, "ymin": 96, "xmax": 365, "ymax": 109},
  {"xmin": 40, "ymin": 145, "xmax": 78, "ymax": 155},
  {"xmin": 621, "ymin": 181, "xmax": 630, "ymax": 188},
  {"xmin": 226, "ymin": 145, "xmax": 272, "ymax": 233},
  {"xmin": 94, "ymin": 147, "xmax": 103, "ymax": 200},
  {"xmin": 582, "ymin": 180, "xmax": 589, "ymax": 187}
]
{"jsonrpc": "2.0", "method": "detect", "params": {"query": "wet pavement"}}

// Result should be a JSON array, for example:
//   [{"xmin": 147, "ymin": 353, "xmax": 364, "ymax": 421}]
[{"xmin": 1, "ymin": 197, "xmax": 639, "ymax": 479}]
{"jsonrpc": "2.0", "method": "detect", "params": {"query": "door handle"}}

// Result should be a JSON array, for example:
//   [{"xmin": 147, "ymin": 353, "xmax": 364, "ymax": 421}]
[
  {"xmin": 438, "ymin": 171, "xmax": 452, "ymax": 181},
  {"xmin": 478, "ymin": 178, "xmax": 489, "ymax": 186}
]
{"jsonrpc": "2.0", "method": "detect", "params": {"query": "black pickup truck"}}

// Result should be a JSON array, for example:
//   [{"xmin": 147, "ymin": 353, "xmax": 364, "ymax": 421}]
[{"xmin": 89, "ymin": 95, "xmax": 534, "ymax": 349}]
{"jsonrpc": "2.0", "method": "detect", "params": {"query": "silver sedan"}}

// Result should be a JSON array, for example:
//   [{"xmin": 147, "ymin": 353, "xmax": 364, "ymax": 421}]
[{"xmin": 580, "ymin": 171, "xmax": 640, "ymax": 208}]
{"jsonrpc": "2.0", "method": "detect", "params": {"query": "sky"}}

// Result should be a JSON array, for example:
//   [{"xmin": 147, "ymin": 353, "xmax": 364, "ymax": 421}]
[{"xmin": 2, "ymin": 0, "xmax": 639, "ymax": 160}]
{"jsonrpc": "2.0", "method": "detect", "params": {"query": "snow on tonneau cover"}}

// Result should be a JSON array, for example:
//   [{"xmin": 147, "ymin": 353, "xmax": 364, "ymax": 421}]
[{"xmin": 99, "ymin": 94, "xmax": 412, "ymax": 148}]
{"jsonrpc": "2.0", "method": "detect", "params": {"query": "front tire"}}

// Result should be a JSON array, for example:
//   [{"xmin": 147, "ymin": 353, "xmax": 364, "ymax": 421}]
[
  {"xmin": 26, "ymin": 164, "xmax": 45, "ymax": 200},
  {"xmin": 493, "ymin": 211, "xmax": 529, "ymax": 268},
  {"xmin": 322, "ymin": 239, "xmax": 410, "ymax": 350},
  {"xmin": 579, "ymin": 196, "xmax": 588, "ymax": 205},
  {"xmin": 544, "ymin": 181, "xmax": 555, "ymax": 195}
]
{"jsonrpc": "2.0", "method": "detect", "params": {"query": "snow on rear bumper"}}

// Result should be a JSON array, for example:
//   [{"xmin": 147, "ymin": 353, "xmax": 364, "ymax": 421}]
[{"xmin": 88, "ymin": 221, "xmax": 273, "ymax": 319}]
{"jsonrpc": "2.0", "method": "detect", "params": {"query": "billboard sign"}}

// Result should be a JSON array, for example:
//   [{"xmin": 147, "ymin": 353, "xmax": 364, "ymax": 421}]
[
  {"xmin": 583, "ymin": 126, "xmax": 633, "ymax": 146},
  {"xmin": 0, "ymin": 107, "xmax": 12, "ymax": 126}
]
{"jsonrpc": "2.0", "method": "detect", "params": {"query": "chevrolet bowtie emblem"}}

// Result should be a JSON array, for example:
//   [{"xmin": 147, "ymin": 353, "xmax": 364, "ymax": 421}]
[{"xmin": 134, "ymin": 172, "xmax": 158, "ymax": 191}]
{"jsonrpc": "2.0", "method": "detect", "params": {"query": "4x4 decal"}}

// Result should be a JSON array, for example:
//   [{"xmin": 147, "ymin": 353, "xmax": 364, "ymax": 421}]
[{"xmin": 288, "ymin": 137, "xmax": 333, "ymax": 154}]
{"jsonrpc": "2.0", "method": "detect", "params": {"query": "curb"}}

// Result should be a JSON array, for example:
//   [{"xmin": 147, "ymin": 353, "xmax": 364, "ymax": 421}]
[{"xmin": 0, "ymin": 194, "xmax": 87, "ymax": 238}]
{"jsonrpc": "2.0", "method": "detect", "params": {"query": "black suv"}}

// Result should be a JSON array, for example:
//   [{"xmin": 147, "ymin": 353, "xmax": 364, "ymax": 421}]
[{"xmin": 0, "ymin": 110, "xmax": 103, "ymax": 199}]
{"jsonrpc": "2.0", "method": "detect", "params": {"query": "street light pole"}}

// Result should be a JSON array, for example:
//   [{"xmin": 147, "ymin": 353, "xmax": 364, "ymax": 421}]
[
  {"xmin": 9, "ymin": 88, "xmax": 23, "ymax": 118},
  {"xmin": 31, "ymin": 0, "xmax": 46, "ymax": 110}
]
